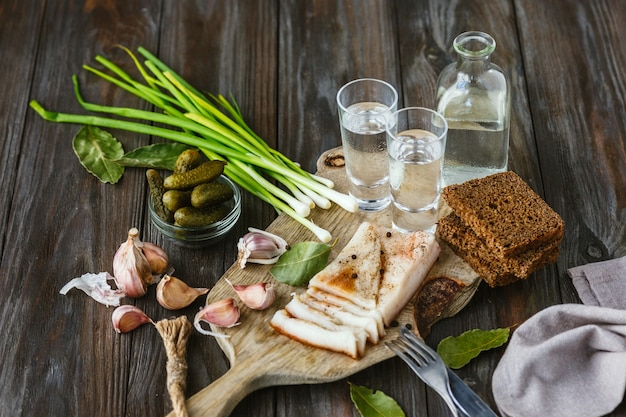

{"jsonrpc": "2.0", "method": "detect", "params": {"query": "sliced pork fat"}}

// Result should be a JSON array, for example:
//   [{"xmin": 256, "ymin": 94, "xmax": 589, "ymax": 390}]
[
  {"xmin": 284, "ymin": 293, "xmax": 368, "ymax": 352},
  {"xmin": 297, "ymin": 293, "xmax": 381, "ymax": 344},
  {"xmin": 269, "ymin": 222, "xmax": 440, "ymax": 358},
  {"xmin": 270, "ymin": 309, "xmax": 364, "ymax": 359},
  {"xmin": 375, "ymin": 227, "xmax": 441, "ymax": 326},
  {"xmin": 308, "ymin": 222, "xmax": 381, "ymax": 310},
  {"xmin": 306, "ymin": 287, "xmax": 386, "ymax": 338}
]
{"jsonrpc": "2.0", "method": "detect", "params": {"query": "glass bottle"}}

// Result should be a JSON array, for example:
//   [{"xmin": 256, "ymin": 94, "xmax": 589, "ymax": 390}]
[{"xmin": 434, "ymin": 31, "xmax": 510, "ymax": 185}]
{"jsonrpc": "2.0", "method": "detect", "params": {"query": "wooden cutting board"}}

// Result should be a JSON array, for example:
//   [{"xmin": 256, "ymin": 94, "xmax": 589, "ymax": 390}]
[{"xmin": 170, "ymin": 148, "xmax": 481, "ymax": 417}]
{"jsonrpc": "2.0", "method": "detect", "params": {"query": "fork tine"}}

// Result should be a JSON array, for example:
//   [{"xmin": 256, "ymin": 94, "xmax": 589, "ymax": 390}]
[
  {"xmin": 403, "ymin": 338, "xmax": 432, "ymax": 361},
  {"xmin": 393, "ymin": 339, "xmax": 428, "ymax": 367},
  {"xmin": 401, "ymin": 328, "xmax": 438, "ymax": 362},
  {"xmin": 386, "ymin": 340, "xmax": 426, "ymax": 377},
  {"xmin": 386, "ymin": 338, "xmax": 445, "ymax": 391},
  {"xmin": 387, "ymin": 339, "xmax": 421, "ymax": 367},
  {"xmin": 389, "ymin": 328, "xmax": 460, "ymax": 417}
]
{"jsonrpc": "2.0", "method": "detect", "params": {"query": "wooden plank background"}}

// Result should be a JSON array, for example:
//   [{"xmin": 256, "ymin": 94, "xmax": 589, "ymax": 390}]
[{"xmin": 0, "ymin": 0, "xmax": 624, "ymax": 416}]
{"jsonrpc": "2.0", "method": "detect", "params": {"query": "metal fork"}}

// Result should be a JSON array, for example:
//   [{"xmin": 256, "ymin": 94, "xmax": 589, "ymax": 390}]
[{"xmin": 386, "ymin": 327, "xmax": 463, "ymax": 417}]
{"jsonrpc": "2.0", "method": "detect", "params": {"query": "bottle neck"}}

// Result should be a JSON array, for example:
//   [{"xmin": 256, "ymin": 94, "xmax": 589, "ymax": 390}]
[
  {"xmin": 453, "ymin": 31, "xmax": 496, "ymax": 64},
  {"xmin": 456, "ymin": 54, "xmax": 491, "ymax": 66}
]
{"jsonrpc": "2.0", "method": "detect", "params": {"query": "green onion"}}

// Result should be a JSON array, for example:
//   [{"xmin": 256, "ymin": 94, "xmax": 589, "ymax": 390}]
[{"xmin": 29, "ymin": 46, "xmax": 356, "ymax": 242}]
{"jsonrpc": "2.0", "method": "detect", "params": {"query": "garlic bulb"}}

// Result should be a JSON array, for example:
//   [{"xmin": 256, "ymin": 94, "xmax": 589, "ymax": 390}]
[
  {"xmin": 141, "ymin": 241, "xmax": 169, "ymax": 275},
  {"xmin": 237, "ymin": 227, "xmax": 288, "ymax": 268},
  {"xmin": 227, "ymin": 279, "xmax": 275, "ymax": 310},
  {"xmin": 194, "ymin": 298, "xmax": 240, "ymax": 337},
  {"xmin": 156, "ymin": 274, "xmax": 208, "ymax": 310},
  {"xmin": 111, "ymin": 305, "xmax": 154, "ymax": 333},
  {"xmin": 113, "ymin": 228, "xmax": 155, "ymax": 298}
]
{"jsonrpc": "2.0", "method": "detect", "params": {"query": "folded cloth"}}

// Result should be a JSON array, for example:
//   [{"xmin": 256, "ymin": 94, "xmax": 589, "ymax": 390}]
[
  {"xmin": 568, "ymin": 255, "xmax": 626, "ymax": 309},
  {"xmin": 492, "ymin": 304, "xmax": 626, "ymax": 417},
  {"xmin": 493, "ymin": 255, "xmax": 626, "ymax": 417}
]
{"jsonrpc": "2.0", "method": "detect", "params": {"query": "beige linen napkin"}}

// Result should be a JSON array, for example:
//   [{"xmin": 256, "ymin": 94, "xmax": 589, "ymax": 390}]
[
  {"xmin": 492, "ymin": 255, "xmax": 626, "ymax": 417},
  {"xmin": 569, "ymin": 255, "xmax": 626, "ymax": 309}
]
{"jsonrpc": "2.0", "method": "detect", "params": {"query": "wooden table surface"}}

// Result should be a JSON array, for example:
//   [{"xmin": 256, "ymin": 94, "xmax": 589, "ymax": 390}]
[{"xmin": 2, "ymin": 0, "xmax": 625, "ymax": 416}]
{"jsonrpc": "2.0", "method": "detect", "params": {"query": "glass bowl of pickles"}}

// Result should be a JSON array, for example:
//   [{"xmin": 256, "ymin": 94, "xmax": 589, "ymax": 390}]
[{"xmin": 147, "ymin": 155, "xmax": 242, "ymax": 247}]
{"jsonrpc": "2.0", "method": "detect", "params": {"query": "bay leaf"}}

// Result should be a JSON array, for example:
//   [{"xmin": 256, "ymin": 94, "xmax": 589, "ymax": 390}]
[
  {"xmin": 116, "ymin": 143, "xmax": 191, "ymax": 170},
  {"xmin": 437, "ymin": 328, "xmax": 510, "ymax": 369},
  {"xmin": 349, "ymin": 382, "xmax": 406, "ymax": 417},
  {"xmin": 72, "ymin": 125, "xmax": 124, "ymax": 184},
  {"xmin": 270, "ymin": 241, "xmax": 334, "ymax": 286}
]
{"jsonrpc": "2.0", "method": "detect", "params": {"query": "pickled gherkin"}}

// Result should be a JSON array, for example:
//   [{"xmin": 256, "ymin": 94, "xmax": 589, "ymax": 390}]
[
  {"xmin": 163, "ymin": 160, "xmax": 226, "ymax": 190},
  {"xmin": 146, "ymin": 169, "xmax": 174, "ymax": 222},
  {"xmin": 163, "ymin": 190, "xmax": 192, "ymax": 212},
  {"xmin": 191, "ymin": 182, "xmax": 234, "ymax": 208},
  {"xmin": 174, "ymin": 205, "xmax": 230, "ymax": 227},
  {"xmin": 173, "ymin": 149, "xmax": 202, "ymax": 174},
  {"xmin": 148, "ymin": 153, "xmax": 235, "ymax": 230}
]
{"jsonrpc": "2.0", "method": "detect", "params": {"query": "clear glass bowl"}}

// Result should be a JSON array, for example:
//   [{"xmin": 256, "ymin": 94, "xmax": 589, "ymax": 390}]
[{"xmin": 148, "ymin": 175, "xmax": 241, "ymax": 247}]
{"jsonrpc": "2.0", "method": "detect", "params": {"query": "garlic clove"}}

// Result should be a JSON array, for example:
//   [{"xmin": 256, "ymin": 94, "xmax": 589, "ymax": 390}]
[
  {"xmin": 193, "ymin": 298, "xmax": 240, "ymax": 337},
  {"xmin": 113, "ymin": 228, "xmax": 154, "ymax": 298},
  {"xmin": 156, "ymin": 274, "xmax": 209, "ymax": 310},
  {"xmin": 141, "ymin": 241, "xmax": 169, "ymax": 275},
  {"xmin": 112, "ymin": 305, "xmax": 154, "ymax": 333},
  {"xmin": 237, "ymin": 227, "xmax": 289, "ymax": 268},
  {"xmin": 227, "ymin": 279, "xmax": 275, "ymax": 310}
]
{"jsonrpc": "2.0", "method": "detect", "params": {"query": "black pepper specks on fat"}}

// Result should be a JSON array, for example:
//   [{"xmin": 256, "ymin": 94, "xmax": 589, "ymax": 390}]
[{"xmin": 351, "ymin": 273, "xmax": 358, "ymax": 279}]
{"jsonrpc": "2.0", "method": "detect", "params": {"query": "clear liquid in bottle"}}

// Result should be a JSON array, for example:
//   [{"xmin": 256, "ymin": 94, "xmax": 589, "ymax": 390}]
[{"xmin": 435, "ymin": 31, "xmax": 510, "ymax": 185}]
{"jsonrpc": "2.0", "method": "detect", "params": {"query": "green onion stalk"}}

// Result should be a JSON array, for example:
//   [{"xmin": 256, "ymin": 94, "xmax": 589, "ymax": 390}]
[{"xmin": 29, "ymin": 46, "xmax": 357, "ymax": 242}]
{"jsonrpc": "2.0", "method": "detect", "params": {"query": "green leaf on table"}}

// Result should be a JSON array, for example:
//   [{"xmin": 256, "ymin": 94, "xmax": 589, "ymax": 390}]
[
  {"xmin": 437, "ymin": 328, "xmax": 510, "ymax": 369},
  {"xmin": 349, "ymin": 382, "xmax": 406, "ymax": 417},
  {"xmin": 72, "ymin": 125, "xmax": 125, "ymax": 184},
  {"xmin": 115, "ymin": 143, "xmax": 192, "ymax": 170},
  {"xmin": 270, "ymin": 240, "xmax": 335, "ymax": 286}
]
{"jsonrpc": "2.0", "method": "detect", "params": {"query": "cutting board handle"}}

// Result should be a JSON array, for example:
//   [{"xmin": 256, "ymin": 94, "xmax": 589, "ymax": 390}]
[{"xmin": 167, "ymin": 360, "xmax": 260, "ymax": 417}]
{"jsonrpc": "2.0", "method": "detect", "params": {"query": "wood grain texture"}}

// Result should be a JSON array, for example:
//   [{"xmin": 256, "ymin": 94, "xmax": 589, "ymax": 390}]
[
  {"xmin": 0, "ymin": 0, "xmax": 44, "ymax": 258},
  {"xmin": 1, "ymin": 0, "xmax": 625, "ymax": 416},
  {"xmin": 516, "ymin": 0, "xmax": 626, "ymax": 263},
  {"xmin": 278, "ymin": 0, "xmax": 401, "ymax": 173},
  {"xmin": 2, "ymin": 1, "xmax": 162, "ymax": 416}
]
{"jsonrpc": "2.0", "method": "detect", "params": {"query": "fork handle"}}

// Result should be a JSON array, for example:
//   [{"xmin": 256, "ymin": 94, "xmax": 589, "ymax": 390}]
[{"xmin": 447, "ymin": 369, "xmax": 498, "ymax": 417}]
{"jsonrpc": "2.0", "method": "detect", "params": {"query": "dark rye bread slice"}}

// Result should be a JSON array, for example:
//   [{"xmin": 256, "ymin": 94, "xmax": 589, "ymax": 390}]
[
  {"xmin": 437, "ymin": 212, "xmax": 561, "ymax": 286},
  {"xmin": 442, "ymin": 237, "xmax": 560, "ymax": 287},
  {"xmin": 441, "ymin": 171, "xmax": 564, "ymax": 258}
]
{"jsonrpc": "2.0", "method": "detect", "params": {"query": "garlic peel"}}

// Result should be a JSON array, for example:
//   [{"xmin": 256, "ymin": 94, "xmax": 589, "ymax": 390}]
[
  {"xmin": 227, "ymin": 279, "xmax": 275, "ymax": 310},
  {"xmin": 194, "ymin": 298, "xmax": 240, "ymax": 337},
  {"xmin": 237, "ymin": 227, "xmax": 288, "ymax": 268},
  {"xmin": 156, "ymin": 274, "xmax": 209, "ymax": 310},
  {"xmin": 112, "ymin": 305, "xmax": 154, "ymax": 333},
  {"xmin": 60, "ymin": 272, "xmax": 125, "ymax": 307}
]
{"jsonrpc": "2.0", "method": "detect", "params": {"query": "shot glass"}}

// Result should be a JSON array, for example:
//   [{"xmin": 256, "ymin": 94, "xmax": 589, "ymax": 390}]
[
  {"xmin": 336, "ymin": 78, "xmax": 398, "ymax": 211},
  {"xmin": 386, "ymin": 107, "xmax": 448, "ymax": 232}
]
